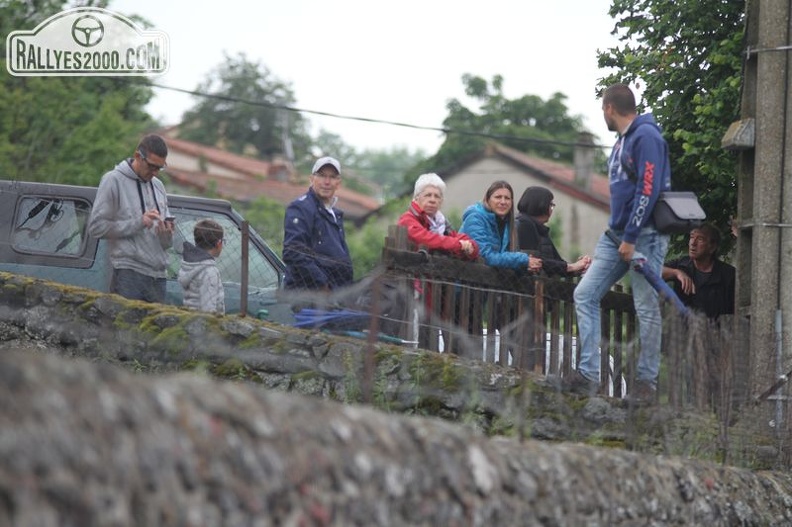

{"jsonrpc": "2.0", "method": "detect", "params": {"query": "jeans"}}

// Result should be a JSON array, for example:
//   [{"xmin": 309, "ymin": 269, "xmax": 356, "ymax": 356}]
[
  {"xmin": 573, "ymin": 228, "xmax": 669, "ymax": 386},
  {"xmin": 111, "ymin": 268, "xmax": 166, "ymax": 303}
]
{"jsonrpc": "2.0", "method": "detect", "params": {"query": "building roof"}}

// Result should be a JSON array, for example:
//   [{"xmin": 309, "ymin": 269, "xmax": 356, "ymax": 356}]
[
  {"xmin": 161, "ymin": 134, "xmax": 380, "ymax": 220},
  {"xmin": 166, "ymin": 168, "xmax": 380, "ymax": 219},
  {"xmin": 164, "ymin": 135, "xmax": 292, "ymax": 181},
  {"xmin": 455, "ymin": 142, "xmax": 611, "ymax": 210},
  {"xmin": 358, "ymin": 141, "xmax": 610, "ymax": 224}
]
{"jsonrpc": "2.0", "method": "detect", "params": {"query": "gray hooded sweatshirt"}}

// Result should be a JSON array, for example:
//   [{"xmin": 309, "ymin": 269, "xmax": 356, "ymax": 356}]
[
  {"xmin": 88, "ymin": 159, "xmax": 172, "ymax": 278},
  {"xmin": 178, "ymin": 242, "xmax": 225, "ymax": 314}
]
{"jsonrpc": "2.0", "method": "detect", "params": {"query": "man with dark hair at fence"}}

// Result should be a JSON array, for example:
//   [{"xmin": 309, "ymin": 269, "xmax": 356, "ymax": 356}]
[
  {"xmin": 662, "ymin": 224, "xmax": 735, "ymax": 320},
  {"xmin": 88, "ymin": 133, "xmax": 174, "ymax": 303},
  {"xmin": 662, "ymin": 224, "xmax": 736, "ymax": 414},
  {"xmin": 565, "ymin": 83, "xmax": 671, "ymax": 403},
  {"xmin": 282, "ymin": 156, "xmax": 353, "ymax": 291}
]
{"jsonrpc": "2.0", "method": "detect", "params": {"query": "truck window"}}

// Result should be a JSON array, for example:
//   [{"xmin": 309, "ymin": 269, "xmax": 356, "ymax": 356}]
[
  {"xmin": 12, "ymin": 197, "xmax": 91, "ymax": 257},
  {"xmin": 167, "ymin": 209, "xmax": 280, "ymax": 290}
]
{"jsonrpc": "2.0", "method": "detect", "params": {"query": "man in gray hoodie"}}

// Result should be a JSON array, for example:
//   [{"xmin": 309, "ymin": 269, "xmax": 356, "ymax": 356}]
[{"xmin": 88, "ymin": 134, "xmax": 174, "ymax": 302}]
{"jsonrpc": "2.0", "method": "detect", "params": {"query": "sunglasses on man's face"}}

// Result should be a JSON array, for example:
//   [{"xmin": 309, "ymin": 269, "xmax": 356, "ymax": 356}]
[{"xmin": 138, "ymin": 150, "xmax": 166, "ymax": 172}]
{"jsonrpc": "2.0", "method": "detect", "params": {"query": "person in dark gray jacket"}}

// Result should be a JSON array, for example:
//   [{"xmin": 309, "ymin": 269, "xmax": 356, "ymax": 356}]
[
  {"xmin": 516, "ymin": 186, "xmax": 591, "ymax": 276},
  {"xmin": 178, "ymin": 219, "xmax": 225, "ymax": 315},
  {"xmin": 88, "ymin": 134, "xmax": 174, "ymax": 302}
]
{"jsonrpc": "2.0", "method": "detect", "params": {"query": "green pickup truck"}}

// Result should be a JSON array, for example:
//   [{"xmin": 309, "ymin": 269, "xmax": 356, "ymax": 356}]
[{"xmin": 0, "ymin": 180, "xmax": 295, "ymax": 324}]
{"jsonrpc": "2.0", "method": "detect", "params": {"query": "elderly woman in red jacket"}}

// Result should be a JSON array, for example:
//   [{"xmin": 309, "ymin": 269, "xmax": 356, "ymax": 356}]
[
  {"xmin": 397, "ymin": 173, "xmax": 478, "ymax": 339},
  {"xmin": 397, "ymin": 173, "xmax": 479, "ymax": 259}
]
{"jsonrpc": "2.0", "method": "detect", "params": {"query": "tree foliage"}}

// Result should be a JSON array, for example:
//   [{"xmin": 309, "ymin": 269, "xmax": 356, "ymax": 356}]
[
  {"xmin": 179, "ymin": 53, "xmax": 313, "ymax": 166},
  {"xmin": 345, "ymin": 196, "xmax": 411, "ymax": 278},
  {"xmin": 354, "ymin": 146, "xmax": 427, "ymax": 199},
  {"xmin": 313, "ymin": 130, "xmax": 427, "ymax": 199},
  {"xmin": 236, "ymin": 196, "xmax": 287, "ymax": 256},
  {"xmin": 407, "ymin": 74, "xmax": 601, "ymax": 187},
  {"xmin": 444, "ymin": 75, "xmax": 585, "ymax": 162},
  {"xmin": 597, "ymin": 0, "xmax": 745, "ymax": 251},
  {"xmin": 0, "ymin": 0, "xmax": 156, "ymax": 185}
]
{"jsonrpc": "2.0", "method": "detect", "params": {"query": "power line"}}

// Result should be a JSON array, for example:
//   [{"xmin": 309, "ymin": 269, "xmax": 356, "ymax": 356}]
[{"xmin": 145, "ymin": 81, "xmax": 610, "ymax": 151}]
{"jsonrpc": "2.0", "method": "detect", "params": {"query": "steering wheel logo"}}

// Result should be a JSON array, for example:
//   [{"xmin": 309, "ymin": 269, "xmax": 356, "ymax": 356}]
[{"xmin": 71, "ymin": 14, "xmax": 104, "ymax": 47}]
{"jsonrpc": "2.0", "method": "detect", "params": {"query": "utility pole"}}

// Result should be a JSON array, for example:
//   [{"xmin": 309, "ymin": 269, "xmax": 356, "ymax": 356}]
[{"xmin": 726, "ymin": 0, "xmax": 792, "ymax": 413}]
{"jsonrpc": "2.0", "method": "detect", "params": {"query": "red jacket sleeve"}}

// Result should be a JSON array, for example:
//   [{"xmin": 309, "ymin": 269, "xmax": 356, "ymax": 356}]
[
  {"xmin": 455, "ymin": 231, "xmax": 480, "ymax": 260},
  {"xmin": 397, "ymin": 210, "xmax": 478, "ymax": 259}
]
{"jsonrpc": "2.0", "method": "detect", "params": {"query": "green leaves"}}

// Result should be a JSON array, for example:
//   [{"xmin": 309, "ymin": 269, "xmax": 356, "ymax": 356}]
[
  {"xmin": 0, "ymin": 72, "xmax": 153, "ymax": 183},
  {"xmin": 179, "ymin": 52, "xmax": 312, "ymax": 165},
  {"xmin": 409, "ymin": 74, "xmax": 596, "ymax": 190},
  {"xmin": 0, "ymin": 1, "xmax": 155, "ymax": 184},
  {"xmin": 598, "ymin": 0, "xmax": 745, "ymax": 254}
]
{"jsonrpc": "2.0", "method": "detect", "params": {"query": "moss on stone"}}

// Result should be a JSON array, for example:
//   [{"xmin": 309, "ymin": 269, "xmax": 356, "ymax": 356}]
[
  {"xmin": 488, "ymin": 415, "xmax": 517, "ymax": 437},
  {"xmin": 211, "ymin": 358, "xmax": 260, "ymax": 383},
  {"xmin": 183, "ymin": 359, "xmax": 212, "ymax": 374},
  {"xmin": 150, "ymin": 325, "xmax": 191, "ymax": 355},
  {"xmin": 268, "ymin": 340, "xmax": 293, "ymax": 354},
  {"xmin": 1, "ymin": 284, "xmax": 22, "ymax": 294},
  {"xmin": 238, "ymin": 333, "xmax": 261, "ymax": 349},
  {"xmin": 588, "ymin": 438, "xmax": 628, "ymax": 450},
  {"xmin": 341, "ymin": 351, "xmax": 362, "ymax": 403},
  {"xmin": 291, "ymin": 370, "xmax": 322, "ymax": 382},
  {"xmin": 374, "ymin": 347, "xmax": 404, "ymax": 370},
  {"xmin": 408, "ymin": 352, "xmax": 463, "ymax": 392},
  {"xmin": 0, "ymin": 272, "xmax": 774, "ymax": 472}
]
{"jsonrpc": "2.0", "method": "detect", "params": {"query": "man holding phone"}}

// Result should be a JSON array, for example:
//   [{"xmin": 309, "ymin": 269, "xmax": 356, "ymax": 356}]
[{"xmin": 88, "ymin": 134, "xmax": 174, "ymax": 303}]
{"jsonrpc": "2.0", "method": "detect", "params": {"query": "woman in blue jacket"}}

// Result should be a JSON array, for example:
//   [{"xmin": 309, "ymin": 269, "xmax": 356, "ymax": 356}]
[{"xmin": 460, "ymin": 180, "xmax": 542, "ymax": 273}]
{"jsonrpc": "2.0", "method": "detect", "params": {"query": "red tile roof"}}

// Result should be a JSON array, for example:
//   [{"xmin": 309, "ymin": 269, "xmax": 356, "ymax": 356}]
[
  {"xmin": 357, "ymin": 142, "xmax": 611, "ymax": 224},
  {"xmin": 160, "ymin": 134, "xmax": 381, "ymax": 220},
  {"xmin": 166, "ymin": 169, "xmax": 380, "ymax": 220},
  {"xmin": 165, "ymin": 136, "xmax": 289, "ymax": 180},
  {"xmin": 482, "ymin": 143, "xmax": 610, "ymax": 210}
]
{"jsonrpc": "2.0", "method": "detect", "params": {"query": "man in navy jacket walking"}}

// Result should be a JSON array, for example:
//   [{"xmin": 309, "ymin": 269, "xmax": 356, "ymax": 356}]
[
  {"xmin": 566, "ymin": 84, "xmax": 672, "ymax": 403},
  {"xmin": 282, "ymin": 156, "xmax": 353, "ymax": 291}
]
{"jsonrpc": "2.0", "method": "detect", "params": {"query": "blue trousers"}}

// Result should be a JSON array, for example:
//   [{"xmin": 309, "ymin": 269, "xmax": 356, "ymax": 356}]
[{"xmin": 573, "ymin": 228, "xmax": 669, "ymax": 386}]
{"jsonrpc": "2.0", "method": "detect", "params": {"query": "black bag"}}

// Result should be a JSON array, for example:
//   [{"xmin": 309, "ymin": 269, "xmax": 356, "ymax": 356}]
[
  {"xmin": 619, "ymin": 154, "xmax": 706, "ymax": 234},
  {"xmin": 652, "ymin": 191, "xmax": 706, "ymax": 234}
]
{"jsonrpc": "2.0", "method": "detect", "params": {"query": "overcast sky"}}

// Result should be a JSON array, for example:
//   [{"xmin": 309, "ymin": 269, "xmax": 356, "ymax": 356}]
[{"xmin": 111, "ymin": 0, "xmax": 621, "ymax": 155}]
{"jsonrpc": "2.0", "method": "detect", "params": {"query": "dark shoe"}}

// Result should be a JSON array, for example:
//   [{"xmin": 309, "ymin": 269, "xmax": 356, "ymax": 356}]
[
  {"xmin": 629, "ymin": 380, "xmax": 657, "ymax": 405},
  {"xmin": 562, "ymin": 370, "xmax": 599, "ymax": 396}
]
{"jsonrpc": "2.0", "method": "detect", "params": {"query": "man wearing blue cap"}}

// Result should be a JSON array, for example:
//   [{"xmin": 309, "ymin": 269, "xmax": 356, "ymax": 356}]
[{"xmin": 282, "ymin": 156, "xmax": 353, "ymax": 291}]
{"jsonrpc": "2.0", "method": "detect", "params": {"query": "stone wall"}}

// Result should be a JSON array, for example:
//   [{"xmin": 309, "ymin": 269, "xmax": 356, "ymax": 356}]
[
  {"xmin": 0, "ymin": 272, "xmax": 790, "ymax": 524},
  {"xmin": 0, "ymin": 273, "xmax": 730, "ymax": 458},
  {"xmin": 2, "ymin": 349, "xmax": 792, "ymax": 526}
]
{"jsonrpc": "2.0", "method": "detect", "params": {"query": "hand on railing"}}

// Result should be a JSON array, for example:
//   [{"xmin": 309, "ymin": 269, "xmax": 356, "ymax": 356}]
[
  {"xmin": 459, "ymin": 239, "xmax": 475, "ymax": 256},
  {"xmin": 528, "ymin": 256, "xmax": 543, "ymax": 273}
]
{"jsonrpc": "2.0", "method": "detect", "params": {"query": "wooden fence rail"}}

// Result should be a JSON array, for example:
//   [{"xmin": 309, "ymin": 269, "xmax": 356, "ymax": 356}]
[
  {"xmin": 380, "ymin": 225, "xmax": 638, "ymax": 398},
  {"xmin": 368, "ymin": 225, "xmax": 757, "ymax": 418}
]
